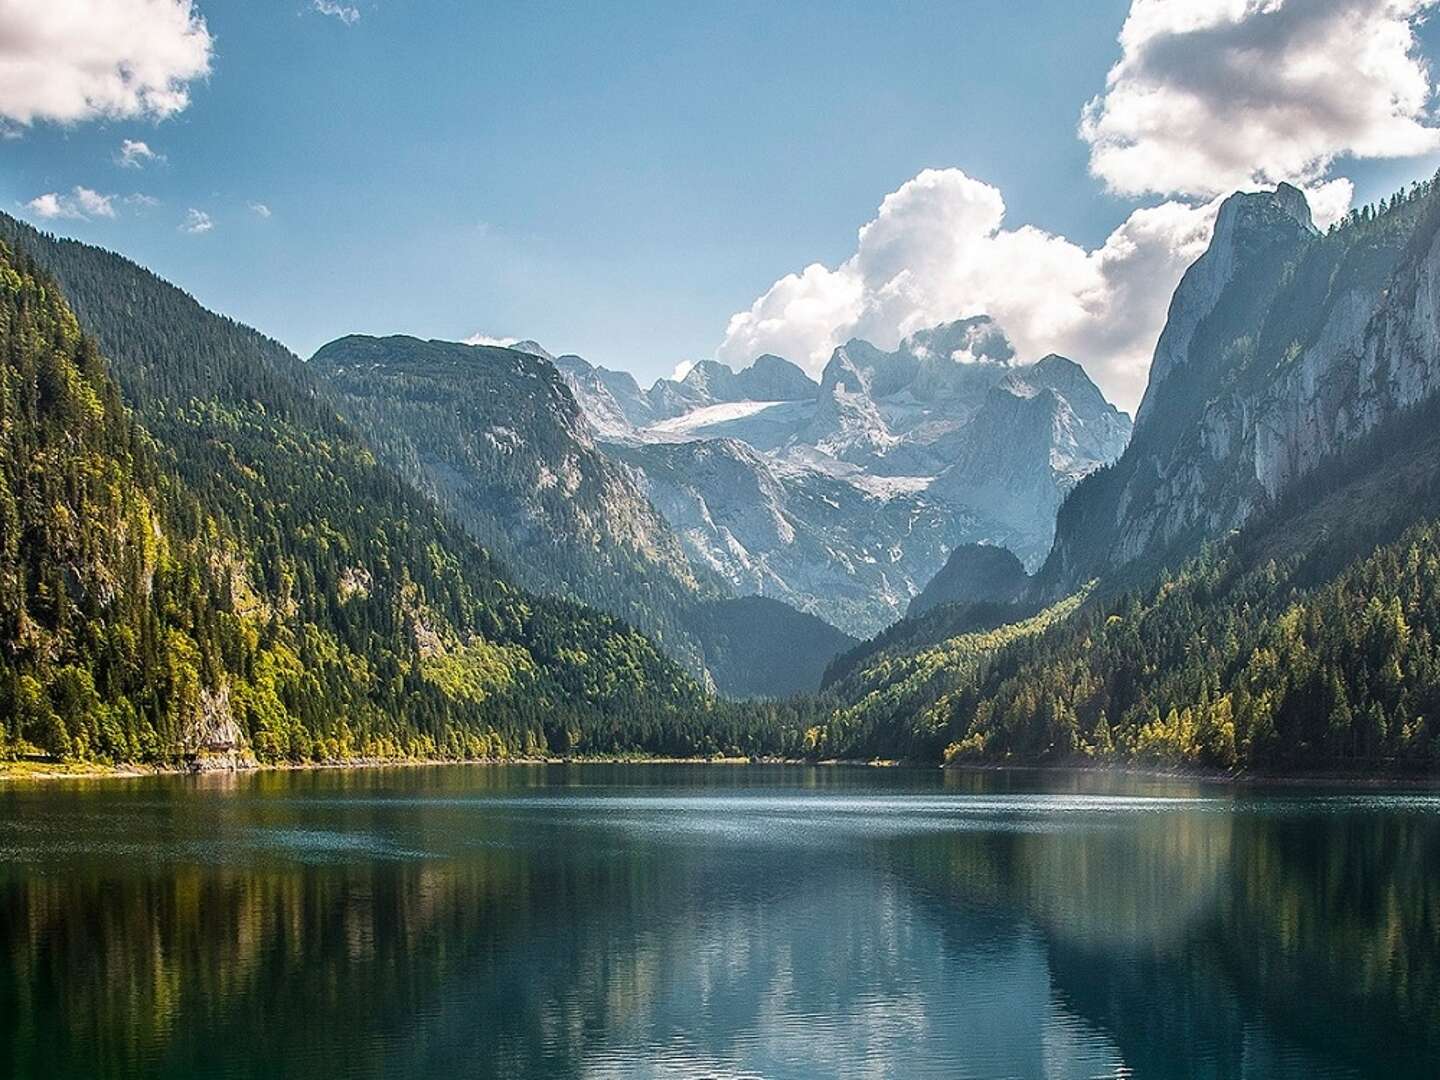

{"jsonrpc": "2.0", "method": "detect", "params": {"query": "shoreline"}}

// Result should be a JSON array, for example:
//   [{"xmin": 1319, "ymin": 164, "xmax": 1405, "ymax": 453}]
[
  {"xmin": 938, "ymin": 760, "xmax": 1440, "ymax": 789},
  {"xmin": 2, "ymin": 755, "xmax": 1436, "ymax": 788},
  {"xmin": 0, "ymin": 754, "xmax": 904, "ymax": 783}
]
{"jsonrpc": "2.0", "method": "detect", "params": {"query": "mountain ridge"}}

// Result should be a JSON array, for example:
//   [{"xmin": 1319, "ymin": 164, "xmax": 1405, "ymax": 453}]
[
  {"xmin": 1039, "ymin": 177, "xmax": 1440, "ymax": 598},
  {"xmin": 0, "ymin": 213, "xmax": 792, "ymax": 763},
  {"xmin": 553, "ymin": 320, "xmax": 1130, "ymax": 634},
  {"xmin": 815, "ymin": 178, "xmax": 1440, "ymax": 773}
]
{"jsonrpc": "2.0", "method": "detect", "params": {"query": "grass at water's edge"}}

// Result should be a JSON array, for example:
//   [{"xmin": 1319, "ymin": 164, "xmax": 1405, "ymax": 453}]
[
  {"xmin": 3, "ymin": 756, "xmax": 1437, "ymax": 787},
  {"xmin": 0, "ymin": 755, "xmax": 913, "ymax": 782}
]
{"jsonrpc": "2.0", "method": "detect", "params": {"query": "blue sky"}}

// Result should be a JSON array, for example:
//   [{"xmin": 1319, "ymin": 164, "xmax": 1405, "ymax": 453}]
[{"xmin": 7, "ymin": 1, "xmax": 1440, "ymax": 408}]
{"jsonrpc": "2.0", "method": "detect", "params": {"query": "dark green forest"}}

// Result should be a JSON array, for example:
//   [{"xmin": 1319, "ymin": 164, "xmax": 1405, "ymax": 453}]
[
  {"xmin": 0, "ymin": 225, "xmax": 797, "ymax": 766},
  {"xmin": 814, "ymin": 387, "xmax": 1440, "ymax": 771},
  {"xmin": 308, "ymin": 334, "xmax": 722, "ymax": 680},
  {"xmin": 10, "ymin": 178, "xmax": 1440, "ymax": 775}
]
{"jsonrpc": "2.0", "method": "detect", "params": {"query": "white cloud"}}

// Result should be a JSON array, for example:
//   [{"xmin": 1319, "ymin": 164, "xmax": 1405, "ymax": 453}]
[
  {"xmin": 24, "ymin": 185, "xmax": 116, "ymax": 220},
  {"xmin": 0, "ymin": 0, "xmax": 213, "ymax": 126},
  {"xmin": 1081, "ymin": 0, "xmax": 1440, "ymax": 198},
  {"xmin": 719, "ymin": 4, "xmax": 1408, "ymax": 409},
  {"xmin": 180, "ymin": 207, "xmax": 212, "ymax": 234},
  {"xmin": 249, "ymin": 202, "xmax": 272, "ymax": 218},
  {"xmin": 718, "ymin": 168, "xmax": 1286, "ymax": 412},
  {"xmin": 1305, "ymin": 177, "xmax": 1357, "ymax": 231},
  {"xmin": 116, "ymin": 138, "xmax": 161, "ymax": 168},
  {"xmin": 24, "ymin": 193, "xmax": 67, "ymax": 219},
  {"xmin": 671, "ymin": 360, "xmax": 696, "ymax": 382},
  {"xmin": 72, "ymin": 186, "xmax": 115, "ymax": 217},
  {"xmin": 125, "ymin": 192, "xmax": 160, "ymax": 208},
  {"xmin": 312, "ymin": 0, "xmax": 360, "ymax": 24},
  {"xmin": 463, "ymin": 332, "xmax": 517, "ymax": 347}
]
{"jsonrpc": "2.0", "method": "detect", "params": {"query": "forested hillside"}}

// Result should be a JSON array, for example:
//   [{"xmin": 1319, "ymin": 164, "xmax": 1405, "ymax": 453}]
[
  {"xmin": 0, "ymin": 218, "xmax": 794, "ymax": 766},
  {"xmin": 815, "ymin": 387, "xmax": 1440, "ymax": 771},
  {"xmin": 812, "ymin": 182, "xmax": 1440, "ymax": 774},
  {"xmin": 0, "ymin": 240, "xmax": 232, "ymax": 762},
  {"xmin": 309, "ymin": 334, "xmax": 723, "ymax": 680}
]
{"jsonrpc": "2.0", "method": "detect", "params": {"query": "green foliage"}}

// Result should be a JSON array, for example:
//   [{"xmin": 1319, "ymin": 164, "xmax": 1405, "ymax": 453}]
[
  {"xmin": 811, "ymin": 589, "xmax": 1090, "ymax": 760},
  {"xmin": 823, "ymin": 377, "xmax": 1440, "ymax": 772},
  {"xmin": 922, "ymin": 518, "xmax": 1440, "ymax": 771},
  {"xmin": 827, "ymin": 506, "xmax": 1440, "ymax": 772},
  {"xmin": 308, "ymin": 335, "xmax": 722, "ymax": 678},
  {"xmin": 0, "ymin": 239, "xmax": 215, "ymax": 762},
  {"xmin": 0, "ymin": 219, "xmax": 791, "ymax": 766}
]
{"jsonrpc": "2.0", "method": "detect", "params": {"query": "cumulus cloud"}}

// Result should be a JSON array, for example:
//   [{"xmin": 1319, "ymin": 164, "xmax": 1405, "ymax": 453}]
[
  {"xmin": 718, "ymin": 168, "xmax": 1240, "ymax": 411},
  {"xmin": 312, "ymin": 0, "xmax": 360, "ymax": 24},
  {"xmin": 116, "ymin": 138, "xmax": 162, "ymax": 168},
  {"xmin": 671, "ymin": 360, "xmax": 696, "ymax": 381},
  {"xmin": 249, "ymin": 202, "xmax": 272, "ymax": 218},
  {"xmin": 179, "ymin": 207, "xmax": 212, "ymax": 234},
  {"xmin": 1081, "ymin": 0, "xmax": 1440, "ymax": 198},
  {"xmin": 463, "ymin": 332, "xmax": 518, "ymax": 347},
  {"xmin": 24, "ymin": 185, "xmax": 116, "ymax": 220},
  {"xmin": 0, "ymin": 0, "xmax": 212, "ymax": 127},
  {"xmin": 24, "ymin": 193, "xmax": 67, "ymax": 219}
]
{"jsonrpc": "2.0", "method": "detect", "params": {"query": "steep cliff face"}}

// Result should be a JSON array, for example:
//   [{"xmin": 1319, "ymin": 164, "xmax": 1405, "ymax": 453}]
[
  {"xmin": 935, "ymin": 355, "xmax": 1132, "ymax": 542},
  {"xmin": 1041, "ymin": 181, "xmax": 1440, "ymax": 594},
  {"xmin": 1255, "ymin": 221, "xmax": 1440, "ymax": 499},
  {"xmin": 309, "ymin": 334, "xmax": 722, "ymax": 679},
  {"xmin": 613, "ymin": 438, "xmax": 1012, "ymax": 636},
  {"xmin": 549, "ymin": 317, "xmax": 1129, "ymax": 631}
]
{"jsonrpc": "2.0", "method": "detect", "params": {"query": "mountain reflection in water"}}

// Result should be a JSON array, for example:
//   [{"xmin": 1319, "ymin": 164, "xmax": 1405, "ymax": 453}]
[{"xmin": 0, "ymin": 765, "xmax": 1435, "ymax": 1079}]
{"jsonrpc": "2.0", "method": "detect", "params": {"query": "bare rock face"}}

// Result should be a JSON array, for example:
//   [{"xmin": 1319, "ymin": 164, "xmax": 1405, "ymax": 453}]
[
  {"xmin": 1042, "ymin": 181, "xmax": 1440, "ymax": 595},
  {"xmin": 933, "ymin": 355, "xmax": 1132, "ymax": 543},
  {"xmin": 614, "ymin": 438, "xmax": 1008, "ymax": 636},
  {"xmin": 184, "ymin": 685, "xmax": 258, "ymax": 771},
  {"xmin": 555, "ymin": 317, "xmax": 1131, "ymax": 636}
]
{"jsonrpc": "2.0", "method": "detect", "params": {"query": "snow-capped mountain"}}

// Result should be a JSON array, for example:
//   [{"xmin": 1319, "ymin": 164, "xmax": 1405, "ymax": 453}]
[
  {"xmin": 611, "ymin": 437, "xmax": 1021, "ymax": 635},
  {"xmin": 543, "ymin": 319, "xmax": 1132, "ymax": 636}
]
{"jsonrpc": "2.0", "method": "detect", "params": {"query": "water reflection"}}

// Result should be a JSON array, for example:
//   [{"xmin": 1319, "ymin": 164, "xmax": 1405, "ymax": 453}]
[{"xmin": 0, "ymin": 766, "xmax": 1435, "ymax": 1078}]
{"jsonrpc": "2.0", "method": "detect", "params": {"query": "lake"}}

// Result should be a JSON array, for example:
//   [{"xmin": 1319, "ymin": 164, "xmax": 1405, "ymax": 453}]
[{"xmin": 0, "ymin": 764, "xmax": 1436, "ymax": 1079}]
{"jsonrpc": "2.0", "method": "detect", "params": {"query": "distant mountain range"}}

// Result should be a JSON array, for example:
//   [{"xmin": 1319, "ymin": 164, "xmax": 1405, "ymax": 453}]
[
  {"xmin": 546, "ymin": 318, "xmax": 1131, "ymax": 635},
  {"xmin": 298, "ymin": 316, "xmax": 1131, "ymax": 681},
  {"xmin": 7, "ymin": 175, "xmax": 1440, "ymax": 775},
  {"xmin": 815, "ymin": 179, "xmax": 1440, "ymax": 774},
  {"xmin": 305, "ymin": 334, "xmax": 857, "ymax": 697}
]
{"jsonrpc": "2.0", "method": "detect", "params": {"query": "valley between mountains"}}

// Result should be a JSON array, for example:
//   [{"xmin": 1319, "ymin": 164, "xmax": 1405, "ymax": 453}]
[{"xmin": 7, "ymin": 178, "xmax": 1440, "ymax": 775}]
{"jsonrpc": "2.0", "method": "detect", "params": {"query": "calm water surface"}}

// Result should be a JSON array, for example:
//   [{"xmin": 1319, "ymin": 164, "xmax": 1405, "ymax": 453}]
[{"xmin": 1, "ymin": 764, "xmax": 1437, "ymax": 1079}]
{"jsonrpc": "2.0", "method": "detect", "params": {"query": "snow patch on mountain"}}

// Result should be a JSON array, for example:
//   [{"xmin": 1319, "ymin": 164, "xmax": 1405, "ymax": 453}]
[{"xmin": 548, "ymin": 318, "xmax": 1131, "ymax": 633}]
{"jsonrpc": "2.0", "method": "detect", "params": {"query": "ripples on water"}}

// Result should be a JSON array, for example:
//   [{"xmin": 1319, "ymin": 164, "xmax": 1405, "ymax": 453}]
[{"xmin": 0, "ymin": 764, "xmax": 1436, "ymax": 1079}]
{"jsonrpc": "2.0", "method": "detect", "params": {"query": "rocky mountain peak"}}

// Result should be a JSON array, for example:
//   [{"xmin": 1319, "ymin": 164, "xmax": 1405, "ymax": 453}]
[
  {"xmin": 900, "ymin": 315, "xmax": 1016, "ymax": 365},
  {"xmin": 681, "ymin": 359, "xmax": 737, "ymax": 397},
  {"xmin": 1136, "ymin": 184, "xmax": 1318, "ymax": 426},
  {"xmin": 743, "ymin": 353, "xmax": 820, "ymax": 400},
  {"xmin": 1272, "ymin": 181, "xmax": 1317, "ymax": 234},
  {"xmin": 509, "ymin": 339, "xmax": 555, "ymax": 361}
]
